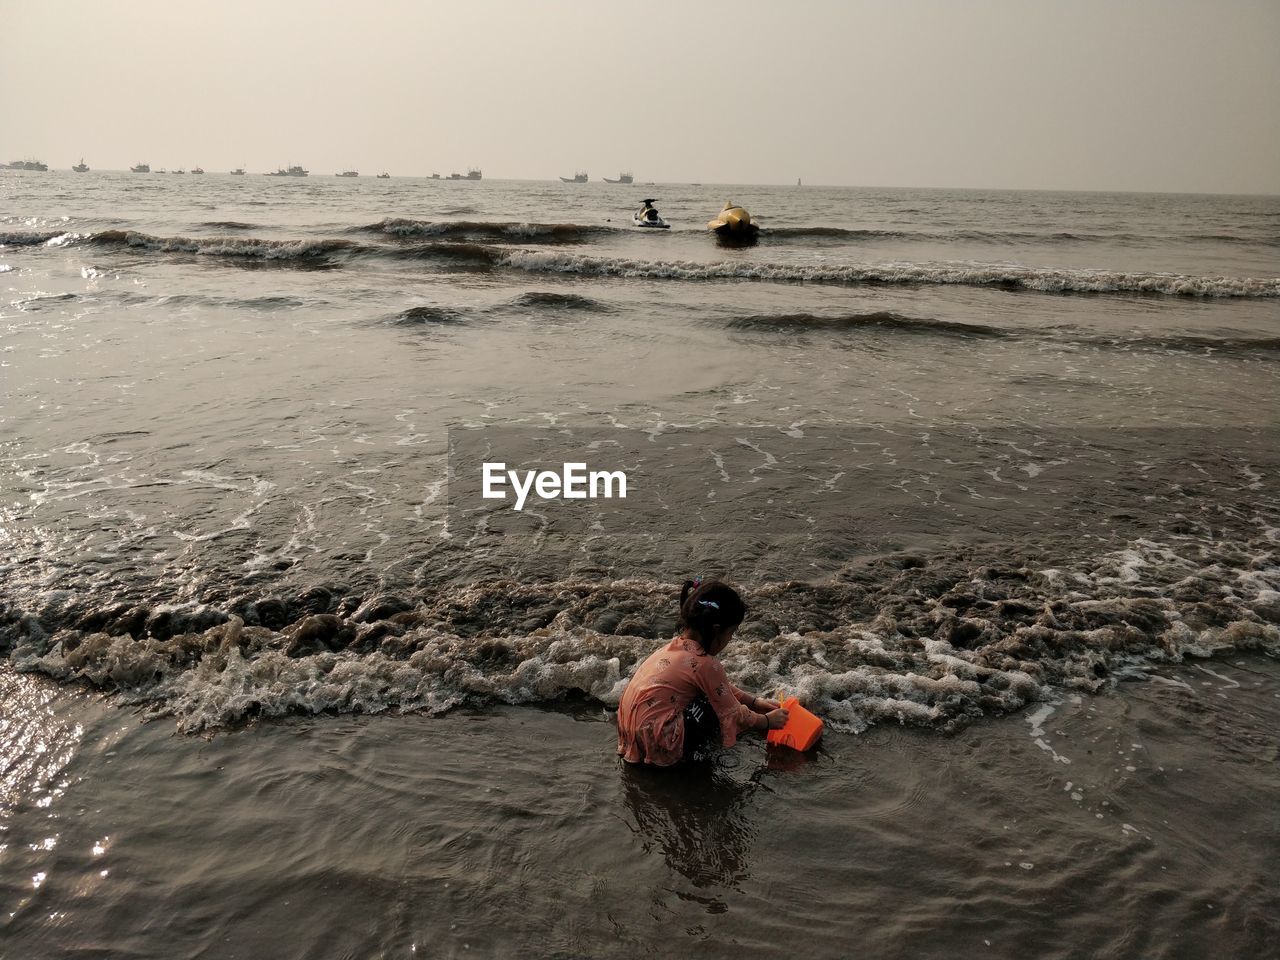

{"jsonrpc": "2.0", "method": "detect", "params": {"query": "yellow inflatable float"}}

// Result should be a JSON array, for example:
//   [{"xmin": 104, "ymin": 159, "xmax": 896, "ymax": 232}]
[{"xmin": 707, "ymin": 201, "xmax": 760, "ymax": 238}]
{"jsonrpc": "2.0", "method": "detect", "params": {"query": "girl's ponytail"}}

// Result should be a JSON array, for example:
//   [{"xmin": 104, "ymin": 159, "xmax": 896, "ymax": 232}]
[{"xmin": 680, "ymin": 579, "xmax": 698, "ymax": 608}]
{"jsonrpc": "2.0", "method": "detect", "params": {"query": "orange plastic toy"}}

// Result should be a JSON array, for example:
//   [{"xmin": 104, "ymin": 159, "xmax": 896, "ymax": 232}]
[{"xmin": 766, "ymin": 696, "xmax": 824, "ymax": 751}]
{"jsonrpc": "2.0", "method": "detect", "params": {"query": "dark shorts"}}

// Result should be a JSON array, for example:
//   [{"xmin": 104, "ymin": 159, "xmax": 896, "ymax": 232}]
[{"xmin": 682, "ymin": 696, "xmax": 721, "ymax": 761}]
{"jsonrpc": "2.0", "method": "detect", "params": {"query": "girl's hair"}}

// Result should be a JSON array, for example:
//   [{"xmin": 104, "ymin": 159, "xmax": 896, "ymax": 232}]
[{"xmin": 678, "ymin": 578, "xmax": 747, "ymax": 652}]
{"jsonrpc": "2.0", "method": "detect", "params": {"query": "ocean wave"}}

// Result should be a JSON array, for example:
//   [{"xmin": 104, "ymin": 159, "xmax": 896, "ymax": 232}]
[
  {"xmin": 499, "ymin": 250, "xmax": 1280, "ymax": 298},
  {"xmin": 363, "ymin": 217, "xmax": 618, "ymax": 244},
  {"xmin": 86, "ymin": 229, "xmax": 358, "ymax": 262},
  {"xmin": 15, "ymin": 228, "xmax": 505, "ymax": 271},
  {"xmin": 1096, "ymin": 332, "xmax": 1280, "ymax": 355},
  {"xmin": 389, "ymin": 305, "xmax": 468, "ymax": 325},
  {"xmin": 11, "ymin": 292, "xmax": 80, "ymax": 311},
  {"xmin": 727, "ymin": 311, "xmax": 1007, "ymax": 338},
  {"xmin": 198, "ymin": 220, "xmax": 259, "ymax": 230},
  {"xmin": 0, "ymin": 230, "xmax": 68, "ymax": 247},
  {"xmin": 393, "ymin": 240, "xmax": 503, "ymax": 266},
  {"xmin": 156, "ymin": 293, "xmax": 314, "ymax": 310},
  {"xmin": 504, "ymin": 291, "xmax": 609, "ymax": 312},
  {"xmin": 724, "ymin": 311, "xmax": 1280, "ymax": 354},
  {"xmin": 19, "ymin": 227, "xmax": 1279, "ymax": 297},
  {"xmin": 3, "ymin": 536, "xmax": 1276, "ymax": 733},
  {"xmin": 765, "ymin": 226, "xmax": 1280, "ymax": 247}
]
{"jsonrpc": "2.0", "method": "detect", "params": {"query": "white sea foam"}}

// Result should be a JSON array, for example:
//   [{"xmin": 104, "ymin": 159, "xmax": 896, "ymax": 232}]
[{"xmin": 5, "ymin": 530, "xmax": 1278, "ymax": 734}]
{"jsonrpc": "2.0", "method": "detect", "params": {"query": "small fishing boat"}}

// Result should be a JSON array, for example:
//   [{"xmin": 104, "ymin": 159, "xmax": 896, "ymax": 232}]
[
  {"xmin": 336, "ymin": 170, "xmax": 358, "ymax": 177},
  {"xmin": 231, "ymin": 168, "xmax": 246, "ymax": 175},
  {"xmin": 559, "ymin": 171, "xmax": 588, "ymax": 183},
  {"xmin": 131, "ymin": 163, "xmax": 151, "ymax": 173},
  {"xmin": 377, "ymin": 172, "xmax": 391, "ymax": 179},
  {"xmin": 603, "ymin": 172, "xmax": 633, "ymax": 184},
  {"xmin": 72, "ymin": 159, "xmax": 90, "ymax": 173}
]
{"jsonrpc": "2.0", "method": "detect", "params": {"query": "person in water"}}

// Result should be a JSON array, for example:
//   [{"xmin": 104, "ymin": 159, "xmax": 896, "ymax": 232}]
[{"xmin": 616, "ymin": 579, "xmax": 788, "ymax": 766}]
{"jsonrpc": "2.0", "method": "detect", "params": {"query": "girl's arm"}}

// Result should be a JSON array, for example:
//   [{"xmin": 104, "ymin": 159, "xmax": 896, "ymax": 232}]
[
  {"xmin": 695, "ymin": 660, "xmax": 768, "ymax": 745},
  {"xmin": 730, "ymin": 683, "xmax": 779, "ymax": 713}
]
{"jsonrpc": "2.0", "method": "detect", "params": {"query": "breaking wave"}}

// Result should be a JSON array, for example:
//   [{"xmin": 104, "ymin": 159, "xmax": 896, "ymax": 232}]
[
  {"xmin": 0, "ymin": 230, "xmax": 68, "ymax": 247},
  {"xmin": 499, "ymin": 250, "xmax": 1280, "ymax": 298},
  {"xmin": 8, "ymin": 226, "xmax": 1277, "ymax": 298},
  {"xmin": 1, "ymin": 535, "xmax": 1276, "ymax": 734},
  {"xmin": 87, "ymin": 229, "xmax": 358, "ymax": 261},
  {"xmin": 363, "ymin": 218, "xmax": 619, "ymax": 244}
]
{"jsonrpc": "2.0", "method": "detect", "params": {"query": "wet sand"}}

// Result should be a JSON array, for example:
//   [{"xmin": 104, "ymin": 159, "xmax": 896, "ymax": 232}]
[{"xmin": 2, "ymin": 655, "xmax": 1276, "ymax": 959}]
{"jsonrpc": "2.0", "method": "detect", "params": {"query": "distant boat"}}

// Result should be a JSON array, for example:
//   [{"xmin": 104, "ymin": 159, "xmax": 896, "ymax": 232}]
[
  {"xmin": 448, "ymin": 169, "xmax": 482, "ymax": 180},
  {"xmin": 377, "ymin": 172, "xmax": 391, "ymax": 179},
  {"xmin": 171, "ymin": 169, "xmax": 186, "ymax": 174},
  {"xmin": 131, "ymin": 163, "xmax": 151, "ymax": 173},
  {"xmin": 191, "ymin": 167, "xmax": 205, "ymax": 174},
  {"xmin": 560, "ymin": 171, "xmax": 588, "ymax": 183},
  {"xmin": 230, "ymin": 168, "xmax": 246, "ymax": 176},
  {"xmin": 72, "ymin": 158, "xmax": 90, "ymax": 173},
  {"xmin": 266, "ymin": 165, "xmax": 309, "ymax": 177},
  {"xmin": 797, "ymin": 178, "xmax": 802, "ymax": 186},
  {"xmin": 603, "ymin": 172, "xmax": 633, "ymax": 184},
  {"xmin": 5, "ymin": 159, "xmax": 48, "ymax": 171},
  {"xmin": 336, "ymin": 170, "xmax": 358, "ymax": 177},
  {"xmin": 429, "ymin": 173, "xmax": 441, "ymax": 179}
]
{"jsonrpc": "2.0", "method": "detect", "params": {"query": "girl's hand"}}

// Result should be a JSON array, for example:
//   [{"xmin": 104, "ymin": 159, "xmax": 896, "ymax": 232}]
[
  {"xmin": 753, "ymin": 698, "xmax": 780, "ymax": 713},
  {"xmin": 765, "ymin": 708, "xmax": 789, "ymax": 730}
]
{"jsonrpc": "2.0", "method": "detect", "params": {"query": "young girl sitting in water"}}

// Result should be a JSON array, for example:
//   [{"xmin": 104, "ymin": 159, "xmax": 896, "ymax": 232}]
[{"xmin": 616, "ymin": 579, "xmax": 789, "ymax": 766}]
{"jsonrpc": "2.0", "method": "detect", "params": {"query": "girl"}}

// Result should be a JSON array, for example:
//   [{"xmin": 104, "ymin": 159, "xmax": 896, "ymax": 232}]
[{"xmin": 616, "ymin": 579, "xmax": 789, "ymax": 766}]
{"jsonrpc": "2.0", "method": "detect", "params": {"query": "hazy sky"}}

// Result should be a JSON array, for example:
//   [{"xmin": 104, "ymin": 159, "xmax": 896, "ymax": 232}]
[{"xmin": 2, "ymin": 0, "xmax": 1277, "ymax": 192}]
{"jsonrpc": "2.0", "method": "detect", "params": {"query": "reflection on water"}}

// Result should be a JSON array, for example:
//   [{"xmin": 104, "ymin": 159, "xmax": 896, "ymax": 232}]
[
  {"xmin": 763, "ymin": 742, "xmax": 823, "ymax": 773},
  {"xmin": 618, "ymin": 757, "xmax": 763, "ymax": 892},
  {"xmin": 0, "ymin": 668, "xmax": 91, "ymax": 923}
]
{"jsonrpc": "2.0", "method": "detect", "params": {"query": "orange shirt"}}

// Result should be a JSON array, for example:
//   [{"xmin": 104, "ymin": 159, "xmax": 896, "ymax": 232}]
[{"xmin": 616, "ymin": 636, "xmax": 763, "ymax": 766}]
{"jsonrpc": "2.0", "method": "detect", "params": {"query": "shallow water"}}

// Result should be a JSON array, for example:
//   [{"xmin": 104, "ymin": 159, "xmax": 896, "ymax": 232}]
[{"xmin": 2, "ymin": 655, "xmax": 1276, "ymax": 959}]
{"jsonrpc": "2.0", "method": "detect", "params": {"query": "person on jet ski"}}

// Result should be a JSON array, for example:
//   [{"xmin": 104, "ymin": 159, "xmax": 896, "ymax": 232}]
[{"xmin": 638, "ymin": 199, "xmax": 660, "ymax": 223}]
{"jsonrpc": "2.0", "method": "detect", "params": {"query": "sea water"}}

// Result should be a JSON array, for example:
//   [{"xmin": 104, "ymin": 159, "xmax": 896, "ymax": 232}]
[{"xmin": 1, "ymin": 171, "xmax": 1277, "ymax": 956}]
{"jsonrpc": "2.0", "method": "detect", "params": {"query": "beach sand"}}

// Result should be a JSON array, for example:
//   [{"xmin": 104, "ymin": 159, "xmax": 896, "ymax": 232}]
[{"xmin": 3, "ymin": 654, "xmax": 1276, "ymax": 959}]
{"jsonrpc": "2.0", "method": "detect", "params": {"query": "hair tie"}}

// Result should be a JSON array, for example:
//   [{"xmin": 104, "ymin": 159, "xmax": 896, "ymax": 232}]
[
  {"xmin": 697, "ymin": 599, "xmax": 720, "ymax": 610},
  {"xmin": 691, "ymin": 576, "xmax": 702, "ymax": 588}
]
